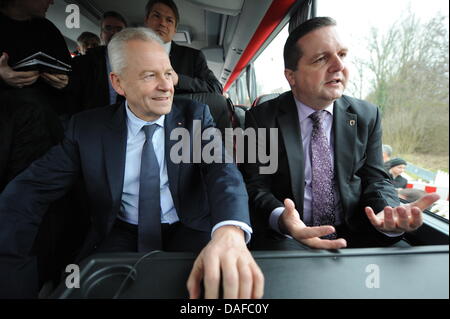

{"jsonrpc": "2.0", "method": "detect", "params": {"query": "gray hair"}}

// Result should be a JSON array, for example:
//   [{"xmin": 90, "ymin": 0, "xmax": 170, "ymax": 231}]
[
  {"xmin": 382, "ymin": 144, "xmax": 393, "ymax": 157},
  {"xmin": 107, "ymin": 27, "xmax": 164, "ymax": 74}
]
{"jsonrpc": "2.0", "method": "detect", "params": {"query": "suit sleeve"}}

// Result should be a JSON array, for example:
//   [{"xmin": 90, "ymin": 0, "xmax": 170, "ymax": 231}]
[
  {"xmin": 357, "ymin": 106, "xmax": 400, "ymax": 211},
  {"xmin": 176, "ymin": 50, "xmax": 223, "ymax": 94},
  {"xmin": 199, "ymin": 105, "xmax": 251, "ymax": 227},
  {"xmin": 0, "ymin": 116, "xmax": 81, "ymax": 273}
]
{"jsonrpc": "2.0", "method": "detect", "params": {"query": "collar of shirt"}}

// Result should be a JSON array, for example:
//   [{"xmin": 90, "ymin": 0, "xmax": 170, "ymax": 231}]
[
  {"xmin": 125, "ymin": 101, "xmax": 165, "ymax": 136},
  {"xmin": 162, "ymin": 41, "xmax": 172, "ymax": 55},
  {"xmin": 294, "ymin": 97, "xmax": 334, "ymax": 123}
]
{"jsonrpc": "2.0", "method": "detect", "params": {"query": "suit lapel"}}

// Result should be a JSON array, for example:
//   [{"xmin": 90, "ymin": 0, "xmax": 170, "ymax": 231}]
[
  {"xmin": 276, "ymin": 92, "xmax": 305, "ymax": 213},
  {"xmin": 102, "ymin": 103, "xmax": 127, "ymax": 208},
  {"xmin": 164, "ymin": 102, "xmax": 183, "ymax": 211},
  {"xmin": 333, "ymin": 97, "xmax": 357, "ymax": 186}
]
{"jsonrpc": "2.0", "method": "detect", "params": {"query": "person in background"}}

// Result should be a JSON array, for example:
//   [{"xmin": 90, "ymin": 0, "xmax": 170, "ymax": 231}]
[
  {"xmin": 382, "ymin": 144, "xmax": 393, "ymax": 162},
  {"xmin": 0, "ymin": 90, "xmax": 53, "ymax": 192},
  {"xmin": 387, "ymin": 157, "xmax": 408, "ymax": 189},
  {"xmin": 382, "ymin": 144, "xmax": 394, "ymax": 171},
  {"xmin": 76, "ymin": 31, "xmax": 101, "ymax": 55},
  {"xmin": 0, "ymin": 0, "xmax": 81, "ymax": 292},
  {"xmin": 0, "ymin": 0, "xmax": 71, "ymax": 173},
  {"xmin": 68, "ymin": 11, "xmax": 127, "ymax": 113},
  {"xmin": 144, "ymin": 0, "xmax": 223, "ymax": 94},
  {"xmin": 0, "ymin": 0, "xmax": 71, "ymax": 125}
]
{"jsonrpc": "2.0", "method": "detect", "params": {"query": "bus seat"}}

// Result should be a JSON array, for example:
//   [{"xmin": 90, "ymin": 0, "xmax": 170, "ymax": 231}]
[
  {"xmin": 233, "ymin": 105, "xmax": 250, "ymax": 129},
  {"xmin": 174, "ymin": 93, "xmax": 233, "ymax": 137},
  {"xmin": 252, "ymin": 93, "xmax": 281, "ymax": 107}
]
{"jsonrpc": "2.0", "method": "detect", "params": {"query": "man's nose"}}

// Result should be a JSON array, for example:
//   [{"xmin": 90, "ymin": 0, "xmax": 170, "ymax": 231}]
[
  {"xmin": 159, "ymin": 17, "xmax": 169, "ymax": 27},
  {"xmin": 329, "ymin": 55, "xmax": 345, "ymax": 73},
  {"xmin": 158, "ymin": 75, "xmax": 172, "ymax": 91}
]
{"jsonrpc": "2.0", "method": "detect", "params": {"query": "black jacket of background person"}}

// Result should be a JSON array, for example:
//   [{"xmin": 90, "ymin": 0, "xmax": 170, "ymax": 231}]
[
  {"xmin": 241, "ymin": 91, "xmax": 401, "ymax": 248},
  {"xmin": 0, "ymin": 91, "xmax": 54, "ymax": 192},
  {"xmin": 392, "ymin": 175, "xmax": 408, "ymax": 189},
  {"xmin": 170, "ymin": 42, "xmax": 222, "ymax": 94},
  {"xmin": 0, "ymin": 97, "xmax": 249, "ymax": 297},
  {"xmin": 0, "ymin": 11, "xmax": 71, "ymax": 116},
  {"xmin": 68, "ymin": 46, "xmax": 111, "ymax": 114},
  {"xmin": 68, "ymin": 42, "xmax": 222, "ymax": 114}
]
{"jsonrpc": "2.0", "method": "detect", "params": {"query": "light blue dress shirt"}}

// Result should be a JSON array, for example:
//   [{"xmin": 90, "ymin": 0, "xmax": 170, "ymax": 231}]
[{"xmin": 119, "ymin": 102, "xmax": 252, "ymax": 242}]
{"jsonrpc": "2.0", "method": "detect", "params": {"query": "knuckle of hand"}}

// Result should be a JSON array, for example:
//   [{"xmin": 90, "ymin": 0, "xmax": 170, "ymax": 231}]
[
  {"xmin": 204, "ymin": 273, "xmax": 220, "ymax": 284},
  {"xmin": 223, "ymin": 272, "xmax": 238, "ymax": 285}
]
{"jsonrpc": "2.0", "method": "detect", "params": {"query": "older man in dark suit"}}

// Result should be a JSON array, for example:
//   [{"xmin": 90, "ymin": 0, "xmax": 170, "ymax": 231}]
[
  {"xmin": 242, "ymin": 17, "xmax": 438, "ymax": 250},
  {"xmin": 0, "ymin": 27, "xmax": 263, "ymax": 299}
]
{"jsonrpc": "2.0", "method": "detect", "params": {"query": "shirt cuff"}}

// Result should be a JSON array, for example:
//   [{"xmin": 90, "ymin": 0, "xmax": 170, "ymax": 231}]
[
  {"xmin": 269, "ymin": 207, "xmax": 293, "ymax": 239},
  {"xmin": 212, "ymin": 221, "xmax": 253, "ymax": 244}
]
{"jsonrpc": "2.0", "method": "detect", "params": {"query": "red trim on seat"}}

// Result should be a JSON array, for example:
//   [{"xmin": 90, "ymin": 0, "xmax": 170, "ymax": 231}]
[{"xmin": 223, "ymin": 0, "xmax": 296, "ymax": 92}]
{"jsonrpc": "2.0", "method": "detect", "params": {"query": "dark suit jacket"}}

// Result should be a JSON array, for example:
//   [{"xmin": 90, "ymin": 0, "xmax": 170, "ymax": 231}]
[
  {"xmin": 0, "ymin": 91, "xmax": 55, "ymax": 192},
  {"xmin": 0, "ymin": 98, "xmax": 249, "ymax": 296},
  {"xmin": 241, "ymin": 91, "xmax": 401, "ymax": 247},
  {"xmin": 68, "ymin": 46, "xmax": 111, "ymax": 114},
  {"xmin": 170, "ymin": 42, "xmax": 223, "ymax": 94},
  {"xmin": 392, "ymin": 175, "xmax": 408, "ymax": 189},
  {"xmin": 68, "ymin": 43, "xmax": 223, "ymax": 114}
]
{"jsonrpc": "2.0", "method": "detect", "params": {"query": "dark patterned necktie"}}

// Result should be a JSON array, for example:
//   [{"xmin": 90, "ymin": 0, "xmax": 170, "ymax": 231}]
[
  {"xmin": 310, "ymin": 111, "xmax": 336, "ymax": 238},
  {"xmin": 138, "ymin": 124, "xmax": 162, "ymax": 252}
]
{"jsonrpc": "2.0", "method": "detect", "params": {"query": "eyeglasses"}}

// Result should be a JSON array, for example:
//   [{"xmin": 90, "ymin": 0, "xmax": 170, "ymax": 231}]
[{"xmin": 102, "ymin": 25, "xmax": 124, "ymax": 33}]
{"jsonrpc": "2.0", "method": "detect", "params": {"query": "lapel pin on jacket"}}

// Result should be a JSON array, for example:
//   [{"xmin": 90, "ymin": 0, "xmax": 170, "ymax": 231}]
[{"xmin": 349, "ymin": 120, "xmax": 356, "ymax": 126}]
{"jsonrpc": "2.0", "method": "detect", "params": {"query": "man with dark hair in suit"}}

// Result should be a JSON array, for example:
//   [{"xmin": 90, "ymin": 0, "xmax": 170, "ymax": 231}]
[
  {"xmin": 242, "ymin": 17, "xmax": 439, "ymax": 250},
  {"xmin": 144, "ymin": 0, "xmax": 223, "ymax": 94},
  {"xmin": 68, "ymin": 11, "xmax": 127, "ymax": 114},
  {"xmin": 0, "ymin": 27, "xmax": 263, "ymax": 299}
]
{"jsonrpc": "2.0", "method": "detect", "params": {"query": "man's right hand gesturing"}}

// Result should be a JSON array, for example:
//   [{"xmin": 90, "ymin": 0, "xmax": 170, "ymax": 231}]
[{"xmin": 279, "ymin": 198, "xmax": 347, "ymax": 249}]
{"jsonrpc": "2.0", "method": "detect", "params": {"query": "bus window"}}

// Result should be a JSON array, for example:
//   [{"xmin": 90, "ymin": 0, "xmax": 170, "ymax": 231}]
[
  {"xmin": 317, "ymin": 0, "xmax": 449, "ymax": 219},
  {"xmin": 228, "ymin": 70, "xmax": 251, "ymax": 106},
  {"xmin": 253, "ymin": 24, "xmax": 290, "ymax": 99},
  {"xmin": 228, "ymin": 24, "xmax": 291, "ymax": 106}
]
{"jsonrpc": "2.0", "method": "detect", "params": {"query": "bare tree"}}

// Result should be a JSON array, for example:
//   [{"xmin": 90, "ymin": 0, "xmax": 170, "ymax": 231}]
[{"xmin": 355, "ymin": 11, "xmax": 449, "ymax": 157}]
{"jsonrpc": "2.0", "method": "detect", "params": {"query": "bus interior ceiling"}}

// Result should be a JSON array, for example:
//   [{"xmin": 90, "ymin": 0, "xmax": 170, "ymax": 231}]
[{"xmin": 47, "ymin": 0, "xmax": 281, "ymax": 88}]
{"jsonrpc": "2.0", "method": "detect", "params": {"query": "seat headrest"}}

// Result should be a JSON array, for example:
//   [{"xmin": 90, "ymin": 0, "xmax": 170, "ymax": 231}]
[
  {"xmin": 175, "ymin": 93, "xmax": 232, "ymax": 134},
  {"xmin": 252, "ymin": 93, "xmax": 281, "ymax": 107}
]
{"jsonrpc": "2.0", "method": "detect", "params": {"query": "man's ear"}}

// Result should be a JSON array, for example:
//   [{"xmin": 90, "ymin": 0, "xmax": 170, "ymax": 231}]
[
  {"xmin": 284, "ymin": 69, "xmax": 295, "ymax": 87},
  {"xmin": 110, "ymin": 72, "xmax": 125, "ymax": 96},
  {"xmin": 144, "ymin": 15, "xmax": 150, "ymax": 28}
]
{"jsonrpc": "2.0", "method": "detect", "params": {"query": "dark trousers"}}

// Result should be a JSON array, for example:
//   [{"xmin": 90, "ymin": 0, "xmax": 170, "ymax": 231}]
[{"xmin": 95, "ymin": 219, "xmax": 210, "ymax": 254}]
